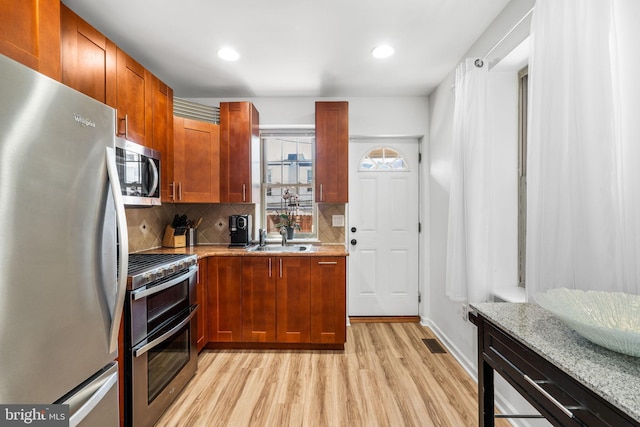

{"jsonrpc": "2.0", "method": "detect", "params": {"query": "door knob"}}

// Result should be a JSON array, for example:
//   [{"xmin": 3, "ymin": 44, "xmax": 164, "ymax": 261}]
[
  {"xmin": 351, "ymin": 227, "xmax": 357, "ymax": 233},
  {"xmin": 350, "ymin": 239, "xmax": 357, "ymax": 245}
]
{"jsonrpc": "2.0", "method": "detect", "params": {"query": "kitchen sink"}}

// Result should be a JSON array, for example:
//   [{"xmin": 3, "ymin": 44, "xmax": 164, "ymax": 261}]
[{"xmin": 247, "ymin": 244, "xmax": 314, "ymax": 253}]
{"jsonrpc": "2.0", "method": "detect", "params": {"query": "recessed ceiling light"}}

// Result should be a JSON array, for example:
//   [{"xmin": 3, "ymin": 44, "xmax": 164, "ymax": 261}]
[
  {"xmin": 371, "ymin": 44, "xmax": 394, "ymax": 59},
  {"xmin": 218, "ymin": 47, "xmax": 240, "ymax": 61}
]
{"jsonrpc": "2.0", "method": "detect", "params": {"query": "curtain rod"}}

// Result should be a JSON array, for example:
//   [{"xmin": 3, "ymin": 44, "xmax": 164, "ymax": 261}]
[{"xmin": 475, "ymin": 6, "xmax": 534, "ymax": 68}]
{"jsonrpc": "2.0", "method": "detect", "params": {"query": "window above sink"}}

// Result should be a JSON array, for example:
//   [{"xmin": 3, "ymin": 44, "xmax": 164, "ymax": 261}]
[{"xmin": 261, "ymin": 131, "xmax": 317, "ymax": 240}]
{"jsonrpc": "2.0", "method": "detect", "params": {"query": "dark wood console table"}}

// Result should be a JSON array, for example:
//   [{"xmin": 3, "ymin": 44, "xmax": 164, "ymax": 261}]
[{"xmin": 471, "ymin": 303, "xmax": 640, "ymax": 427}]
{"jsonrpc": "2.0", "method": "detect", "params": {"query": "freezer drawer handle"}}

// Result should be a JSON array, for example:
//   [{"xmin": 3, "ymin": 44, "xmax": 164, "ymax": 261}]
[
  {"xmin": 133, "ymin": 306, "xmax": 199, "ymax": 357},
  {"xmin": 68, "ymin": 366, "xmax": 118, "ymax": 427},
  {"xmin": 132, "ymin": 268, "xmax": 196, "ymax": 301}
]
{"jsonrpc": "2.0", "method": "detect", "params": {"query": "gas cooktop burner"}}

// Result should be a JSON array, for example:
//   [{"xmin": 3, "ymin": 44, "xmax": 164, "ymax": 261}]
[{"xmin": 123, "ymin": 253, "xmax": 198, "ymax": 290}]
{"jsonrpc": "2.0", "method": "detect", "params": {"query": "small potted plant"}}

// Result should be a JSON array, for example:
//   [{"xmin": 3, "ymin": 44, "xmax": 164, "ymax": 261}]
[{"xmin": 275, "ymin": 188, "xmax": 301, "ymax": 239}]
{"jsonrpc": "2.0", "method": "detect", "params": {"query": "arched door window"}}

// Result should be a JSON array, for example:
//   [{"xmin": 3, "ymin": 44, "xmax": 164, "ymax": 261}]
[{"xmin": 358, "ymin": 147, "xmax": 408, "ymax": 171}]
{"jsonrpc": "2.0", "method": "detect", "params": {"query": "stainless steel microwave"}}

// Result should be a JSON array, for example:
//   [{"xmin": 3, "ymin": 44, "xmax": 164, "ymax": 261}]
[{"xmin": 115, "ymin": 138, "xmax": 161, "ymax": 207}]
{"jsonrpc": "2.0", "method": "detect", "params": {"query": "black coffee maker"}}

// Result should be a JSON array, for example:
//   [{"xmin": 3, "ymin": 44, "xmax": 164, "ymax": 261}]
[{"xmin": 229, "ymin": 214, "xmax": 252, "ymax": 247}]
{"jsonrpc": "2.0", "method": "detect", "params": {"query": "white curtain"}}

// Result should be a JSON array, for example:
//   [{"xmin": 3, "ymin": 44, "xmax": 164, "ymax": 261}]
[
  {"xmin": 446, "ymin": 59, "xmax": 493, "ymax": 303},
  {"xmin": 526, "ymin": 0, "xmax": 640, "ymax": 298}
]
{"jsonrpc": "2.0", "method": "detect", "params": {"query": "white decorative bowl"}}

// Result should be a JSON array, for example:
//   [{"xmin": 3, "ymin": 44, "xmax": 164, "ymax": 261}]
[{"xmin": 535, "ymin": 288, "xmax": 640, "ymax": 357}]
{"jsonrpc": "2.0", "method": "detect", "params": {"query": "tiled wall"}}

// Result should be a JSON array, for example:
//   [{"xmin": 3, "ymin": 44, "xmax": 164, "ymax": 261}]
[{"xmin": 126, "ymin": 203, "xmax": 345, "ymax": 253}]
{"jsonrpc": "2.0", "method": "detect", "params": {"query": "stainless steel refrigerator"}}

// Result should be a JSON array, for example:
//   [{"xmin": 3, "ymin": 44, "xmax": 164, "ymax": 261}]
[{"xmin": 0, "ymin": 54, "xmax": 128, "ymax": 425}]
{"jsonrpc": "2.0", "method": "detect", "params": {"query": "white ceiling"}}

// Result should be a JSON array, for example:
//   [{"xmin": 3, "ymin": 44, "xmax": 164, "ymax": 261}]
[{"xmin": 61, "ymin": 0, "xmax": 511, "ymax": 98}]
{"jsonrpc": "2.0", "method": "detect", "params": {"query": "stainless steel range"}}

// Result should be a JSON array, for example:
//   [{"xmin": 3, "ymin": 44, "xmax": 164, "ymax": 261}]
[{"xmin": 124, "ymin": 253, "xmax": 199, "ymax": 427}]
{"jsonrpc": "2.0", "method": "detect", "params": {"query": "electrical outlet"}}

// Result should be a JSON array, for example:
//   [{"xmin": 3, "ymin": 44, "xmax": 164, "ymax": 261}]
[{"xmin": 461, "ymin": 304, "xmax": 469, "ymax": 322}]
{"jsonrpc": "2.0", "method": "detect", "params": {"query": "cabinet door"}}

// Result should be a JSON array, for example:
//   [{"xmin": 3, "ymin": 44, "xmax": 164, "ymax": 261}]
[
  {"xmin": 196, "ymin": 259, "xmax": 208, "ymax": 352},
  {"xmin": 0, "ymin": 0, "xmax": 60, "ymax": 80},
  {"xmin": 172, "ymin": 116, "xmax": 220, "ymax": 203},
  {"xmin": 207, "ymin": 257, "xmax": 243, "ymax": 342},
  {"xmin": 276, "ymin": 257, "xmax": 311, "ymax": 343},
  {"xmin": 60, "ymin": 5, "xmax": 116, "ymax": 107},
  {"xmin": 219, "ymin": 102, "xmax": 258, "ymax": 203},
  {"xmin": 315, "ymin": 102, "xmax": 349, "ymax": 203},
  {"xmin": 150, "ymin": 77, "xmax": 174, "ymax": 202},
  {"xmin": 116, "ymin": 48, "xmax": 152, "ymax": 146},
  {"xmin": 242, "ymin": 257, "xmax": 276, "ymax": 342},
  {"xmin": 310, "ymin": 257, "xmax": 346, "ymax": 344}
]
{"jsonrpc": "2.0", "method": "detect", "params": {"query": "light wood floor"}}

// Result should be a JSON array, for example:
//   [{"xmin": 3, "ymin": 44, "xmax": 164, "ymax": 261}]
[{"xmin": 156, "ymin": 322, "xmax": 510, "ymax": 427}]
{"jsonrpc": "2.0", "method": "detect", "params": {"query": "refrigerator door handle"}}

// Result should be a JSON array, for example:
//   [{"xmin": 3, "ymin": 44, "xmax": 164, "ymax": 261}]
[
  {"xmin": 66, "ymin": 364, "xmax": 118, "ymax": 427},
  {"xmin": 106, "ymin": 147, "xmax": 128, "ymax": 354}
]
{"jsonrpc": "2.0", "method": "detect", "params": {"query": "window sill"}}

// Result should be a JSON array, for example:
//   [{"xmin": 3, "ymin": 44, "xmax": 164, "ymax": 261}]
[{"xmin": 491, "ymin": 286, "xmax": 527, "ymax": 303}]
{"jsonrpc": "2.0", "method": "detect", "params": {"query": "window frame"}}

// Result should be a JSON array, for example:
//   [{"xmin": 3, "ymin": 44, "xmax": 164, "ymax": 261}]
[
  {"xmin": 260, "ymin": 130, "xmax": 317, "ymax": 240},
  {"xmin": 518, "ymin": 65, "xmax": 528, "ymax": 288}
]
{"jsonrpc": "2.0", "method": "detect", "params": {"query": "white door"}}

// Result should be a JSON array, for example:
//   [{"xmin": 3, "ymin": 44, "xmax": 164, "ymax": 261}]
[{"xmin": 348, "ymin": 138, "xmax": 420, "ymax": 316}]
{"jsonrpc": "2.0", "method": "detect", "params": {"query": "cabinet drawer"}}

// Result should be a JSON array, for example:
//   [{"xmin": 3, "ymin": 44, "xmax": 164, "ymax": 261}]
[{"xmin": 483, "ymin": 322, "xmax": 637, "ymax": 426}]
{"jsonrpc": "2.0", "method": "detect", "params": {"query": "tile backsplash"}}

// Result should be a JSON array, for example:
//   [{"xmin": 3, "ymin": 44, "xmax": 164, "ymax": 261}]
[{"xmin": 126, "ymin": 203, "xmax": 345, "ymax": 253}]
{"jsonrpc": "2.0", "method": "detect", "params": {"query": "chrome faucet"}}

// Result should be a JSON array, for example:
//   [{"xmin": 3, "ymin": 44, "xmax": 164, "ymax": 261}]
[
  {"xmin": 259, "ymin": 228, "xmax": 267, "ymax": 247},
  {"xmin": 280, "ymin": 227, "xmax": 287, "ymax": 246}
]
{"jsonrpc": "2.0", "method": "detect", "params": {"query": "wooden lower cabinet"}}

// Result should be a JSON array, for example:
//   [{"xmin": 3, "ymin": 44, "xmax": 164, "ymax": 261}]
[
  {"xmin": 277, "ymin": 257, "xmax": 311, "ymax": 343},
  {"xmin": 242, "ymin": 257, "xmax": 276, "ymax": 342},
  {"xmin": 207, "ymin": 257, "xmax": 243, "ymax": 342},
  {"xmin": 196, "ymin": 259, "xmax": 208, "ymax": 352},
  {"xmin": 311, "ymin": 257, "xmax": 346, "ymax": 344},
  {"xmin": 205, "ymin": 255, "xmax": 345, "ymax": 348}
]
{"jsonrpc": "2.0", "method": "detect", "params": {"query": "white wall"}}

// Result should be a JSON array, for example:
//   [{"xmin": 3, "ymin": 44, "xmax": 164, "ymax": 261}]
[
  {"xmin": 426, "ymin": 0, "xmax": 548, "ymax": 425},
  {"xmin": 189, "ymin": 95, "xmax": 432, "ymax": 319},
  {"xmin": 186, "ymin": 96, "xmax": 429, "ymax": 138}
]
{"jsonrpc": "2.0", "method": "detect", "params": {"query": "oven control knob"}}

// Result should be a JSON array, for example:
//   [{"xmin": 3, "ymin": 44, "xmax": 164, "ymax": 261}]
[
  {"xmin": 178, "ymin": 261, "xmax": 186, "ymax": 270},
  {"xmin": 156, "ymin": 268, "xmax": 165, "ymax": 278},
  {"xmin": 143, "ymin": 273, "xmax": 153, "ymax": 283}
]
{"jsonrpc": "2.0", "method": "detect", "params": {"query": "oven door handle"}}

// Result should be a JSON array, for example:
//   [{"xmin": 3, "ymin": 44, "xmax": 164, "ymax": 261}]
[
  {"xmin": 132, "ymin": 268, "xmax": 197, "ymax": 301},
  {"xmin": 133, "ymin": 306, "xmax": 199, "ymax": 358}
]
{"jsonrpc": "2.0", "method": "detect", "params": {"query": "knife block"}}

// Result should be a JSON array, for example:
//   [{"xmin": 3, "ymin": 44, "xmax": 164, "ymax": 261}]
[{"xmin": 162, "ymin": 225, "xmax": 186, "ymax": 248}]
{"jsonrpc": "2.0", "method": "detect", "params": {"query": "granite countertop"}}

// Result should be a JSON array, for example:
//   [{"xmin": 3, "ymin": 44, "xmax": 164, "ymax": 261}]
[
  {"xmin": 471, "ymin": 302, "xmax": 640, "ymax": 422},
  {"xmin": 139, "ymin": 244, "xmax": 348, "ymax": 259}
]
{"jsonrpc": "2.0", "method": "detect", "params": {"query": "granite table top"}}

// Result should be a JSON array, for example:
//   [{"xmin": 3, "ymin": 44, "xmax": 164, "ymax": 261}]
[{"xmin": 471, "ymin": 302, "xmax": 640, "ymax": 422}]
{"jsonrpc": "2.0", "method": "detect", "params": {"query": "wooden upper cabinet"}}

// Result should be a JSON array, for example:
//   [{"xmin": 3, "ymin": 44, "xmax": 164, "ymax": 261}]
[
  {"xmin": 171, "ymin": 116, "xmax": 220, "ymax": 203},
  {"xmin": 310, "ymin": 257, "xmax": 346, "ymax": 344},
  {"xmin": 315, "ymin": 101, "xmax": 349, "ymax": 203},
  {"xmin": 60, "ymin": 4, "xmax": 116, "ymax": 106},
  {"xmin": 151, "ymin": 76, "xmax": 174, "ymax": 201},
  {"xmin": 0, "ymin": 0, "xmax": 60, "ymax": 80},
  {"xmin": 219, "ymin": 102, "xmax": 259, "ymax": 203},
  {"xmin": 116, "ymin": 48, "xmax": 153, "ymax": 146}
]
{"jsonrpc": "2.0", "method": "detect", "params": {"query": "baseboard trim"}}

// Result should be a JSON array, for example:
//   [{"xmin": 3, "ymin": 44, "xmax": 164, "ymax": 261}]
[
  {"xmin": 349, "ymin": 316, "xmax": 421, "ymax": 323},
  {"xmin": 421, "ymin": 316, "xmax": 537, "ymax": 427}
]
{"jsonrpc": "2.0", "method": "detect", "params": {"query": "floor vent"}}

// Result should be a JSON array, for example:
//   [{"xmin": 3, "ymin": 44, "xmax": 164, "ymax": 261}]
[{"xmin": 422, "ymin": 338, "xmax": 447, "ymax": 354}]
